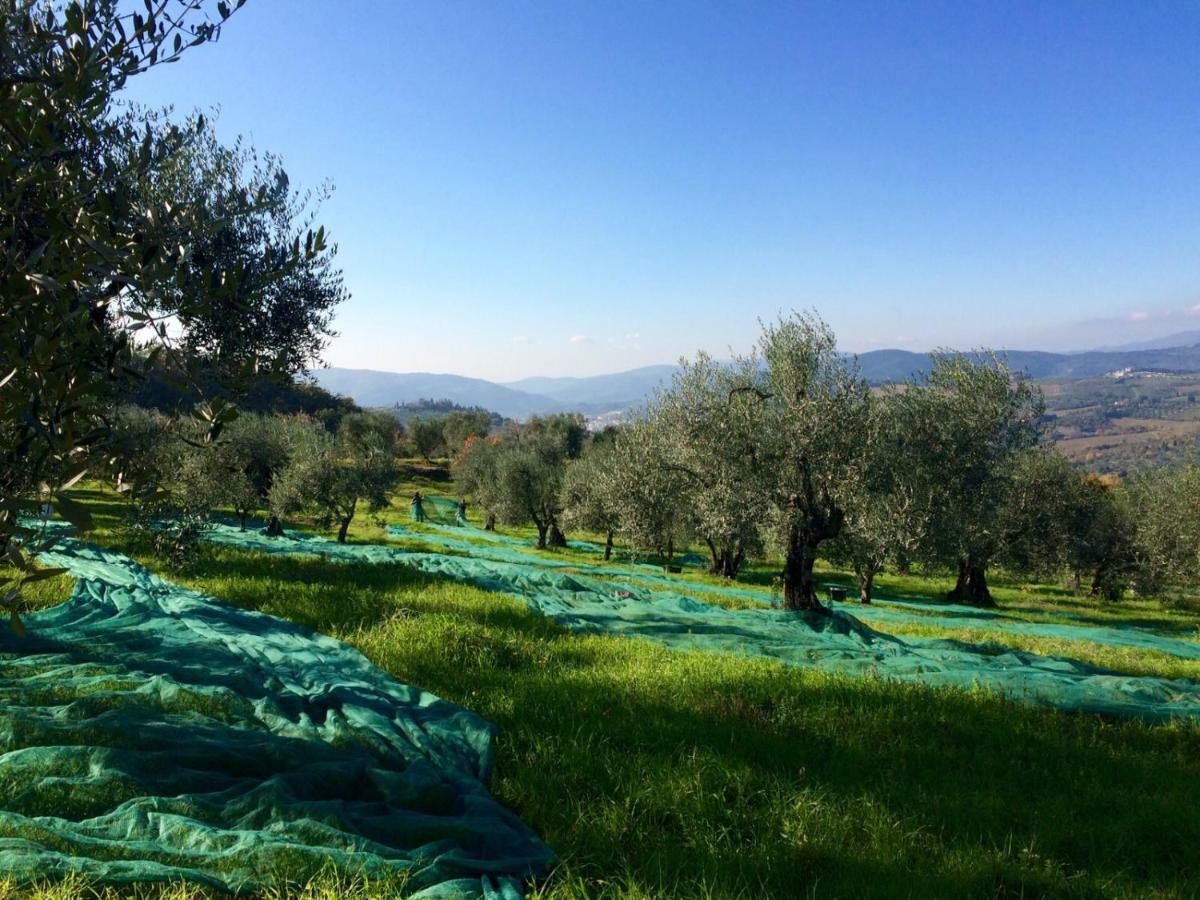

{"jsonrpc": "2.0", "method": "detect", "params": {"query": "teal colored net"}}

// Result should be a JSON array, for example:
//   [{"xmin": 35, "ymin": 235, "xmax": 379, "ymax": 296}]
[
  {"xmin": 409, "ymin": 496, "xmax": 462, "ymax": 526},
  {"xmin": 198, "ymin": 522, "xmax": 1200, "ymax": 723},
  {"xmin": 6, "ymin": 534, "xmax": 552, "ymax": 895}
]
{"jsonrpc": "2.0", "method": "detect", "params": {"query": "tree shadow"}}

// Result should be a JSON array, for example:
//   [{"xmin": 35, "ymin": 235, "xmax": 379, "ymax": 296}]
[{"xmin": 175, "ymin": 544, "xmax": 1200, "ymax": 897}]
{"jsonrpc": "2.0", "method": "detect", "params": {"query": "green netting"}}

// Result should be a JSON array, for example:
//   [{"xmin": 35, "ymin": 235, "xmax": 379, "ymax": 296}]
[
  {"xmin": 409, "ymin": 496, "xmax": 461, "ymax": 527},
  {"xmin": 408, "ymin": 497, "xmax": 703, "ymax": 566},
  {"xmin": 6, "ymin": 534, "xmax": 552, "ymax": 895},
  {"xmin": 843, "ymin": 596, "xmax": 1200, "ymax": 661},
  {"xmin": 200, "ymin": 522, "xmax": 1200, "ymax": 723},
  {"xmin": 384, "ymin": 521, "xmax": 1200, "ymax": 664}
]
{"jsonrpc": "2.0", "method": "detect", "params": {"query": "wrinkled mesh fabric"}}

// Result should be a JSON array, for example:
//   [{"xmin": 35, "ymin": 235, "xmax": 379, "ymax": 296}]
[
  {"xmin": 199, "ymin": 522, "xmax": 1200, "ymax": 724},
  {"xmin": 4, "ymin": 537, "xmax": 551, "ymax": 896}
]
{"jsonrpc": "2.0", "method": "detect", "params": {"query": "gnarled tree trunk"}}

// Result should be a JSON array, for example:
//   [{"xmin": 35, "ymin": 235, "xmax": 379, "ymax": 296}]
[
  {"xmin": 947, "ymin": 557, "xmax": 993, "ymax": 607},
  {"xmin": 265, "ymin": 515, "xmax": 285, "ymax": 537},
  {"xmin": 782, "ymin": 541, "xmax": 825, "ymax": 612},
  {"xmin": 856, "ymin": 566, "xmax": 876, "ymax": 604},
  {"xmin": 603, "ymin": 530, "xmax": 613, "ymax": 561},
  {"xmin": 706, "ymin": 539, "xmax": 746, "ymax": 578},
  {"xmin": 484, "ymin": 513, "xmax": 496, "ymax": 531},
  {"xmin": 781, "ymin": 493, "xmax": 842, "ymax": 613},
  {"xmin": 547, "ymin": 522, "xmax": 567, "ymax": 548}
]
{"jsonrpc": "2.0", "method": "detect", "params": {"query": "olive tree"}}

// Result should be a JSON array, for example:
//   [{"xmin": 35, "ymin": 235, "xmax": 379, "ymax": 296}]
[
  {"xmin": 1, "ymin": 0, "xmax": 245, "ymax": 622},
  {"xmin": 1068, "ymin": 475, "xmax": 1136, "ymax": 600},
  {"xmin": 606, "ymin": 422, "xmax": 691, "ymax": 563},
  {"xmin": 897, "ymin": 353, "xmax": 1044, "ymax": 607},
  {"xmin": 636, "ymin": 354, "xmax": 763, "ymax": 577},
  {"xmin": 269, "ymin": 412, "xmax": 399, "ymax": 542},
  {"xmin": 824, "ymin": 391, "xmax": 926, "ymax": 603},
  {"xmin": 1, "ymin": 0, "xmax": 346, "ymax": 628},
  {"xmin": 995, "ymin": 449, "xmax": 1079, "ymax": 580},
  {"xmin": 453, "ymin": 415, "xmax": 584, "ymax": 548},
  {"xmin": 560, "ymin": 439, "xmax": 623, "ymax": 560},
  {"xmin": 409, "ymin": 418, "xmax": 445, "ymax": 461},
  {"xmin": 1125, "ymin": 463, "xmax": 1200, "ymax": 595},
  {"xmin": 995, "ymin": 451, "xmax": 1135, "ymax": 599},
  {"xmin": 441, "ymin": 410, "xmax": 493, "ymax": 455},
  {"xmin": 106, "ymin": 412, "xmax": 232, "ymax": 563},
  {"xmin": 218, "ymin": 413, "xmax": 298, "ymax": 530},
  {"xmin": 134, "ymin": 113, "xmax": 348, "ymax": 377},
  {"xmin": 740, "ymin": 314, "xmax": 872, "ymax": 611},
  {"xmin": 452, "ymin": 435, "xmax": 501, "ymax": 530}
]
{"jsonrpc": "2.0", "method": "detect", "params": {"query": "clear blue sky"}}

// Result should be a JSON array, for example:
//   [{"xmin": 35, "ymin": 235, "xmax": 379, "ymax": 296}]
[{"xmin": 124, "ymin": 0, "xmax": 1200, "ymax": 380}]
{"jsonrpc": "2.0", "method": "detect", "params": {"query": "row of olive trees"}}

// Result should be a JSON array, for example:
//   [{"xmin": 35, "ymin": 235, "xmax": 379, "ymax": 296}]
[
  {"xmin": 446, "ymin": 314, "xmax": 1042, "ymax": 611},
  {"xmin": 559, "ymin": 313, "xmax": 1046, "ymax": 611},
  {"xmin": 111, "ymin": 408, "xmax": 400, "ymax": 549},
  {"xmin": 408, "ymin": 411, "xmax": 495, "ymax": 461},
  {"xmin": 451, "ymin": 415, "xmax": 590, "ymax": 548},
  {"xmin": 578, "ymin": 312, "xmax": 1200, "ymax": 611}
]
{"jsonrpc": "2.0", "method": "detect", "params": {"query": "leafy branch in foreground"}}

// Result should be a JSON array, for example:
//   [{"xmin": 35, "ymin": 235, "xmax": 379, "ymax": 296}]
[{"xmin": 1, "ymin": 0, "xmax": 346, "ymax": 629}]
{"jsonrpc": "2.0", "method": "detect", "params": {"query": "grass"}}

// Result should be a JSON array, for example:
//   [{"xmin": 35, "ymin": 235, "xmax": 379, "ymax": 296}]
[
  {"xmin": 126, "ymin": 547, "xmax": 1200, "ymax": 897},
  {"xmin": 7, "ymin": 483, "xmax": 1200, "ymax": 897}
]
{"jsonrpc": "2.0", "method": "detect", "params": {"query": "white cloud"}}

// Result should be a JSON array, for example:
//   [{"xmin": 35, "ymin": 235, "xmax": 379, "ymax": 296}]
[
  {"xmin": 511, "ymin": 335, "xmax": 530, "ymax": 345},
  {"xmin": 1130, "ymin": 311, "xmax": 1150, "ymax": 321},
  {"xmin": 568, "ymin": 335, "xmax": 592, "ymax": 345}
]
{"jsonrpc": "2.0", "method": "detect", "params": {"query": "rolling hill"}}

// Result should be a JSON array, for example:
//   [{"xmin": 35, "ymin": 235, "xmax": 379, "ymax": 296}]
[
  {"xmin": 312, "ymin": 368, "xmax": 562, "ymax": 419},
  {"xmin": 313, "ymin": 344, "xmax": 1200, "ymax": 420}
]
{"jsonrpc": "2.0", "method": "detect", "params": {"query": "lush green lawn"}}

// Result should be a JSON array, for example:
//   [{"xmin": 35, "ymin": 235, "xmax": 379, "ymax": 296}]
[{"xmin": 8, "ymin": 484, "xmax": 1200, "ymax": 898}]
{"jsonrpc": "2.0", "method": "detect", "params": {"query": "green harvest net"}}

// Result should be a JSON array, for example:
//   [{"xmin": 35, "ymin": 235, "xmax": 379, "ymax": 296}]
[
  {"xmin": 410, "ymin": 498, "xmax": 706, "ymax": 567},
  {"xmin": 386, "ymin": 519, "xmax": 1200, "ymax": 663},
  {"xmin": 199, "ymin": 521, "xmax": 1200, "ymax": 723},
  {"xmin": 4, "ymin": 534, "xmax": 552, "ymax": 896}
]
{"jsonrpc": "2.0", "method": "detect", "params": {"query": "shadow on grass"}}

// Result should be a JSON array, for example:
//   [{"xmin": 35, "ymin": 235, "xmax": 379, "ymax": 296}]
[{"xmin": 177, "ymin": 544, "xmax": 1200, "ymax": 898}]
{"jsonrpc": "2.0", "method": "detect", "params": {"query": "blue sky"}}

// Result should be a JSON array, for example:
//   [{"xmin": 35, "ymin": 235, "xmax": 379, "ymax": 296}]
[{"xmin": 124, "ymin": 1, "xmax": 1200, "ymax": 380}]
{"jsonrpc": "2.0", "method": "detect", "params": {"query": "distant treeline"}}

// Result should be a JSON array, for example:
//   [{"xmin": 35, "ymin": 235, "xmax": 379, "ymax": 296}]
[
  {"xmin": 385, "ymin": 398, "xmax": 507, "ymax": 428},
  {"xmin": 123, "ymin": 356, "xmax": 359, "ymax": 428}
]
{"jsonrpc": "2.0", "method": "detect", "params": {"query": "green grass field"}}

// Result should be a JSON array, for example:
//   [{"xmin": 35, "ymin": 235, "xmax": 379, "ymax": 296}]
[{"xmin": 7, "ymin": 482, "xmax": 1200, "ymax": 898}]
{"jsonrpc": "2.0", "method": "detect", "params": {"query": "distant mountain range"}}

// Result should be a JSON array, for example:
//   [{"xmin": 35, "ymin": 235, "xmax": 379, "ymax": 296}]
[
  {"xmin": 313, "ymin": 343, "xmax": 1200, "ymax": 420},
  {"xmin": 1092, "ymin": 329, "xmax": 1200, "ymax": 353},
  {"xmin": 313, "ymin": 365, "xmax": 677, "ymax": 419},
  {"xmin": 853, "ymin": 344, "xmax": 1200, "ymax": 384}
]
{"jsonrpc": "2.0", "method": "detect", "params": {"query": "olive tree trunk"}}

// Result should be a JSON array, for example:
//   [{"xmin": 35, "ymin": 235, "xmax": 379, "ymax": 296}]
[
  {"xmin": 603, "ymin": 530, "xmax": 613, "ymax": 561},
  {"xmin": 948, "ymin": 557, "xmax": 994, "ymax": 607},
  {"xmin": 782, "ymin": 542, "xmax": 825, "ymax": 612},
  {"xmin": 705, "ymin": 539, "xmax": 746, "ymax": 578},
  {"xmin": 856, "ymin": 565, "xmax": 877, "ymax": 604}
]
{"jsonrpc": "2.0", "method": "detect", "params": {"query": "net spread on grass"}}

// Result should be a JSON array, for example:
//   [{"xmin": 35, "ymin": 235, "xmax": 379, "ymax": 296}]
[
  {"xmin": 392, "ymin": 520, "xmax": 1200, "ymax": 664},
  {"xmin": 5, "ymin": 536, "xmax": 551, "ymax": 896},
  {"xmin": 410, "ymin": 497, "xmax": 707, "ymax": 567},
  {"xmin": 201, "ymin": 521, "xmax": 1200, "ymax": 723}
]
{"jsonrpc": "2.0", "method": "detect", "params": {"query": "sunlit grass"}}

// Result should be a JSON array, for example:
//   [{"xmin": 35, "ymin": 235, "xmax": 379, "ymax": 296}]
[
  {"xmin": 12, "ymin": 482, "xmax": 1200, "ymax": 898},
  {"xmin": 132, "ymin": 543, "xmax": 1200, "ymax": 898}
]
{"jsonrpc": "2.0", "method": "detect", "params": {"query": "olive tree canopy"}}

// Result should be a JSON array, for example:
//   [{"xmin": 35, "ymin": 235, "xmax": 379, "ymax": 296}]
[{"xmin": 895, "ymin": 353, "xmax": 1045, "ymax": 607}]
